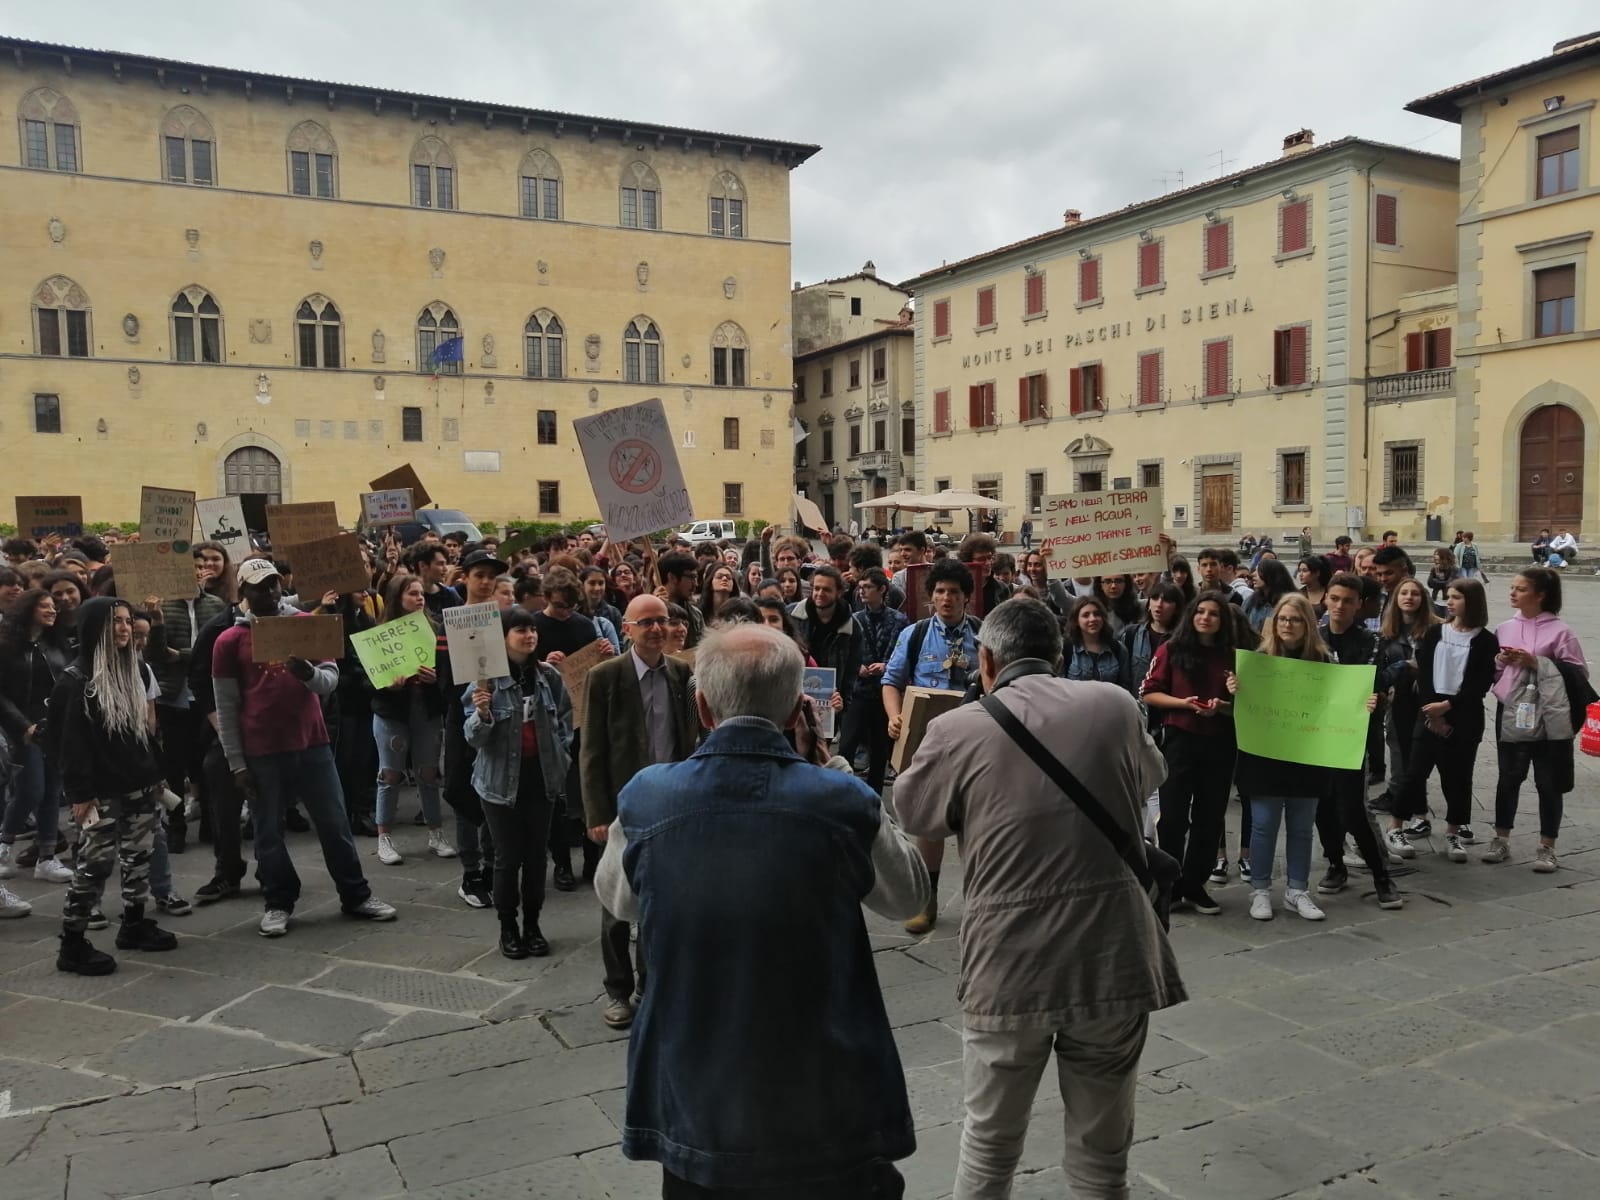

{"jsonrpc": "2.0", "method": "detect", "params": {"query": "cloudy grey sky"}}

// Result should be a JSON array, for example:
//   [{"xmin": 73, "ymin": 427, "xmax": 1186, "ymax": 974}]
[{"xmin": 6, "ymin": 1, "xmax": 1595, "ymax": 284}]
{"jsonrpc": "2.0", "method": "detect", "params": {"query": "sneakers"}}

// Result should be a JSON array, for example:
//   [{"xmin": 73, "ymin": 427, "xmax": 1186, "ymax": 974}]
[
  {"xmin": 1317, "ymin": 864, "xmax": 1349, "ymax": 895},
  {"xmin": 14, "ymin": 842, "xmax": 39, "ymax": 869},
  {"xmin": 376, "ymin": 835, "xmax": 403, "ymax": 866},
  {"xmin": 1385, "ymin": 829, "xmax": 1416, "ymax": 861},
  {"xmin": 1249, "ymin": 890, "xmax": 1274, "ymax": 921},
  {"xmin": 1480, "ymin": 837, "xmax": 1511, "ymax": 864},
  {"xmin": 1534, "ymin": 845, "xmax": 1559, "ymax": 874},
  {"xmin": 56, "ymin": 931, "xmax": 116, "ymax": 976},
  {"xmin": 194, "ymin": 876, "xmax": 242, "ymax": 905},
  {"xmin": 1375, "ymin": 878, "xmax": 1405, "ymax": 909},
  {"xmin": 1456, "ymin": 825, "xmax": 1477, "ymax": 844},
  {"xmin": 34, "ymin": 857, "xmax": 73, "ymax": 884},
  {"xmin": 259, "ymin": 908, "xmax": 291, "ymax": 938},
  {"xmin": 1283, "ymin": 889, "xmax": 1326, "ymax": 921},
  {"xmin": 427, "ymin": 829, "xmax": 458, "ymax": 859},
  {"xmin": 1403, "ymin": 818, "xmax": 1433, "ymax": 839},
  {"xmin": 154, "ymin": 894, "xmax": 192, "ymax": 916},
  {"xmin": 1208, "ymin": 857, "xmax": 1229, "ymax": 887},
  {"xmin": 1446, "ymin": 833, "xmax": 1468, "ymax": 863},
  {"xmin": 343, "ymin": 897, "xmax": 397, "ymax": 922},
  {"xmin": 1237, "ymin": 858, "xmax": 1251, "ymax": 882},
  {"xmin": 459, "ymin": 873, "xmax": 492, "ymax": 909},
  {"xmin": 0, "ymin": 843, "xmax": 15, "ymax": 879},
  {"xmin": 115, "ymin": 916, "xmax": 178, "ymax": 952},
  {"xmin": 602, "ymin": 996, "xmax": 636, "ymax": 1028},
  {"xmin": 1187, "ymin": 886, "xmax": 1222, "ymax": 916},
  {"xmin": 0, "ymin": 885, "xmax": 31, "ymax": 918}
]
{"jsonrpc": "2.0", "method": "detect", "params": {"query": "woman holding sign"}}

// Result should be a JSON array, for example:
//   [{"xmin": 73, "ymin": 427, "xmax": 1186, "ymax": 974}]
[{"xmin": 369, "ymin": 577, "xmax": 455, "ymax": 866}]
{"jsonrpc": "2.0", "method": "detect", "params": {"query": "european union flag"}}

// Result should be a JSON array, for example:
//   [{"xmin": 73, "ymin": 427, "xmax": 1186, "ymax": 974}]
[{"xmin": 430, "ymin": 336, "xmax": 465, "ymax": 365}]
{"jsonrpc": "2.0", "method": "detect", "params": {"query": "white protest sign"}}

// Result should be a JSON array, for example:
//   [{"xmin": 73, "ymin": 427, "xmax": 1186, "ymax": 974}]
[
  {"xmin": 573, "ymin": 397, "xmax": 694, "ymax": 542},
  {"xmin": 442, "ymin": 602, "xmax": 510, "ymax": 682},
  {"xmin": 361, "ymin": 489, "xmax": 415, "ymax": 527},
  {"xmin": 139, "ymin": 487, "xmax": 196, "ymax": 546},
  {"xmin": 196, "ymin": 497, "xmax": 250, "ymax": 555},
  {"xmin": 1040, "ymin": 488, "xmax": 1167, "ymax": 578}
]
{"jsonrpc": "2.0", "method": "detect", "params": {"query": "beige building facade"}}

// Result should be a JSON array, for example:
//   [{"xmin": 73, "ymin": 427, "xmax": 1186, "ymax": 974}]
[
  {"xmin": 791, "ymin": 268, "xmax": 914, "ymax": 529},
  {"xmin": 904, "ymin": 134, "xmax": 1460, "ymax": 542},
  {"xmin": 2, "ymin": 38, "xmax": 817, "ymax": 531}
]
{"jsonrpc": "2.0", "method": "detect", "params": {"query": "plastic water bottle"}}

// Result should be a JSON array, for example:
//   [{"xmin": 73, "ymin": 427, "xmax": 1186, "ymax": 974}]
[{"xmin": 1514, "ymin": 680, "xmax": 1538, "ymax": 732}]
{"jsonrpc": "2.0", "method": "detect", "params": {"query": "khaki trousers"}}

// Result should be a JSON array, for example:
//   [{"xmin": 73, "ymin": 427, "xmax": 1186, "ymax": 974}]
[{"xmin": 954, "ymin": 1013, "xmax": 1148, "ymax": 1200}]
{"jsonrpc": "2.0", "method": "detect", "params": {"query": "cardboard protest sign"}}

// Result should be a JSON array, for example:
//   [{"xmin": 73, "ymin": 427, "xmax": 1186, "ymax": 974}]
[
  {"xmin": 1232, "ymin": 651, "xmax": 1376, "ymax": 769},
  {"xmin": 497, "ymin": 527, "xmax": 538, "ymax": 562},
  {"xmin": 557, "ymin": 639, "xmax": 612, "ymax": 730},
  {"xmin": 114, "ymin": 540, "xmax": 197, "ymax": 601},
  {"xmin": 349, "ymin": 611, "xmax": 435, "ymax": 687},
  {"xmin": 1040, "ymin": 488, "xmax": 1166, "ymax": 579},
  {"xmin": 266, "ymin": 501, "xmax": 340, "ymax": 545},
  {"xmin": 139, "ymin": 487, "xmax": 196, "ymax": 546},
  {"xmin": 277, "ymin": 532, "xmax": 369, "ymax": 600},
  {"xmin": 361, "ymin": 489, "xmax": 415, "ymax": 527},
  {"xmin": 804, "ymin": 666, "xmax": 838, "ymax": 739},
  {"xmin": 890, "ymin": 686, "xmax": 965, "ymax": 773},
  {"xmin": 443, "ymin": 602, "xmax": 510, "ymax": 682},
  {"xmin": 15, "ymin": 495, "xmax": 83, "ymax": 540},
  {"xmin": 792, "ymin": 494, "xmax": 828, "ymax": 538},
  {"xmin": 250, "ymin": 614, "xmax": 345, "ymax": 663},
  {"xmin": 369, "ymin": 464, "xmax": 432, "ymax": 508},
  {"xmin": 573, "ymin": 397, "xmax": 693, "ymax": 542},
  {"xmin": 196, "ymin": 496, "xmax": 250, "ymax": 556}
]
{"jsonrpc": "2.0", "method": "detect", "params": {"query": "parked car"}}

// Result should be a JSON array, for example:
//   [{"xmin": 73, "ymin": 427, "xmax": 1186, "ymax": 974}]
[
  {"xmin": 365, "ymin": 508, "xmax": 483, "ymax": 547},
  {"xmin": 678, "ymin": 519, "xmax": 738, "ymax": 544}
]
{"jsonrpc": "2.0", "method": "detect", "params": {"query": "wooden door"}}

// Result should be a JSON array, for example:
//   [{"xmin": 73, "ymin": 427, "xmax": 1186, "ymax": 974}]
[
  {"xmin": 1202, "ymin": 473, "xmax": 1233, "ymax": 533},
  {"xmin": 1519, "ymin": 405, "xmax": 1584, "ymax": 539}
]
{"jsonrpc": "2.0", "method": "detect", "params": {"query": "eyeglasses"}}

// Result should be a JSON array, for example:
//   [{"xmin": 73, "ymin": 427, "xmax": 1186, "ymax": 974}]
[{"xmin": 627, "ymin": 616, "xmax": 669, "ymax": 628}]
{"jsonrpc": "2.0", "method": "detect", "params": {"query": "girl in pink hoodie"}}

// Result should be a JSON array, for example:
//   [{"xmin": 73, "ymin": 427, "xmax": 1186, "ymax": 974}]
[{"xmin": 1485, "ymin": 567, "xmax": 1587, "ymax": 872}]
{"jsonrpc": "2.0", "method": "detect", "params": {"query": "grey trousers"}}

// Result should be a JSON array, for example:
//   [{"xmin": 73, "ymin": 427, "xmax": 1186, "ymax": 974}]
[{"xmin": 954, "ymin": 1013, "xmax": 1149, "ymax": 1200}]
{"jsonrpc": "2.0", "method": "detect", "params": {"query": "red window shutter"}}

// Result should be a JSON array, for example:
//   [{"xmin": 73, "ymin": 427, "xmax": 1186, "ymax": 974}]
[
  {"xmin": 1205, "ymin": 341, "xmax": 1230, "ymax": 396},
  {"xmin": 1375, "ymin": 194, "xmax": 1398, "ymax": 246},
  {"xmin": 1018, "ymin": 376, "xmax": 1031, "ymax": 421},
  {"xmin": 1025, "ymin": 273, "xmax": 1045, "ymax": 315},
  {"xmin": 1138, "ymin": 242, "xmax": 1161, "ymax": 288},
  {"xmin": 1404, "ymin": 332, "xmax": 1422, "ymax": 372},
  {"xmin": 1205, "ymin": 223, "xmax": 1231, "ymax": 272},
  {"xmin": 1078, "ymin": 259, "xmax": 1100, "ymax": 303},
  {"xmin": 1069, "ymin": 367, "xmax": 1083, "ymax": 415},
  {"xmin": 1289, "ymin": 325, "xmax": 1309, "ymax": 386},
  {"xmin": 1430, "ymin": 328, "xmax": 1452, "ymax": 367},
  {"xmin": 977, "ymin": 288, "xmax": 995, "ymax": 327},
  {"xmin": 933, "ymin": 300, "xmax": 950, "ymax": 339},
  {"xmin": 934, "ymin": 389, "xmax": 950, "ymax": 432},
  {"xmin": 1139, "ymin": 352, "xmax": 1161, "ymax": 405},
  {"xmin": 1280, "ymin": 201, "xmax": 1308, "ymax": 254}
]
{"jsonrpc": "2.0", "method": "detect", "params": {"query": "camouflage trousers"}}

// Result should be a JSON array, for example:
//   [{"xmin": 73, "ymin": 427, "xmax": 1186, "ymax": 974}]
[{"xmin": 63, "ymin": 788, "xmax": 160, "ymax": 932}]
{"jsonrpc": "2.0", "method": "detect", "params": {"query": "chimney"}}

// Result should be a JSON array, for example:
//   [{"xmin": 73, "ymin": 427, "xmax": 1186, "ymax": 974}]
[
  {"xmin": 1282, "ymin": 128, "xmax": 1315, "ymax": 157},
  {"xmin": 1063, "ymin": 209, "xmax": 1082, "ymax": 226},
  {"xmin": 861, "ymin": 259, "xmax": 877, "ymax": 278}
]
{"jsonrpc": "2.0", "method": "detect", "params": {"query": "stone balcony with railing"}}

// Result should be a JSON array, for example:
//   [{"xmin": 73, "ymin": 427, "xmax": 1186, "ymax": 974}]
[{"xmin": 1368, "ymin": 366, "xmax": 1454, "ymax": 402}]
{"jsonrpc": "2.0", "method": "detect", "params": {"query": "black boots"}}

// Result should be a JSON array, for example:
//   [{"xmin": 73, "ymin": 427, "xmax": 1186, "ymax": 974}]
[
  {"xmin": 523, "ymin": 913, "xmax": 550, "ymax": 958},
  {"xmin": 114, "ymin": 905, "xmax": 179, "ymax": 952},
  {"xmin": 57, "ymin": 929, "xmax": 116, "ymax": 975},
  {"xmin": 552, "ymin": 856, "xmax": 576, "ymax": 892}
]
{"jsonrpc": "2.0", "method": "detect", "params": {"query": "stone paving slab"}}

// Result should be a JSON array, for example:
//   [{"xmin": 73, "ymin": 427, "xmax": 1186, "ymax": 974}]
[
  {"xmin": 351, "ymin": 1014, "xmax": 562, "ymax": 1091},
  {"xmin": 81, "ymin": 1023, "xmax": 321, "ymax": 1086},
  {"xmin": 310, "ymin": 962, "xmax": 514, "ymax": 1014},
  {"xmin": 0, "ymin": 1056, "xmax": 133, "ymax": 1113},
  {"xmin": 94, "ymin": 968, "xmax": 264, "ymax": 1022},
  {"xmin": 212, "ymin": 984, "xmax": 394, "ymax": 1051},
  {"xmin": 0, "ymin": 998, "xmax": 160, "ymax": 1066},
  {"xmin": 208, "ymin": 1143, "xmax": 405, "ymax": 1200},
  {"xmin": 384, "ymin": 1096, "xmax": 618, "ymax": 1189},
  {"xmin": 194, "ymin": 1057, "xmax": 361, "ymax": 1124},
  {"xmin": 1366, "ymin": 1125, "xmax": 1600, "ymax": 1199}
]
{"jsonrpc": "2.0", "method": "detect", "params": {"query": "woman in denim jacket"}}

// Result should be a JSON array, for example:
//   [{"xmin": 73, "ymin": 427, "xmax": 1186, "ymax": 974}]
[{"xmin": 464, "ymin": 608, "xmax": 574, "ymax": 960}]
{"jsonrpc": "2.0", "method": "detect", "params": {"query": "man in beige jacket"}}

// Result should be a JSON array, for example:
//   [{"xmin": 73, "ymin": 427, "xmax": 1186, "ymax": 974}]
[{"xmin": 894, "ymin": 596, "xmax": 1186, "ymax": 1200}]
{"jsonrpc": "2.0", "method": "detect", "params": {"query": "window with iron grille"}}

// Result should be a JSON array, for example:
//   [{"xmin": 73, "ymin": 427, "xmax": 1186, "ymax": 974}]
[
  {"xmin": 402, "ymin": 407, "xmax": 423, "ymax": 442},
  {"xmin": 724, "ymin": 417, "xmax": 740, "ymax": 450},
  {"xmin": 1280, "ymin": 452, "xmax": 1307, "ymax": 506},
  {"xmin": 538, "ymin": 481, "xmax": 561, "ymax": 514},
  {"xmin": 1140, "ymin": 462, "xmax": 1162, "ymax": 489},
  {"xmin": 1389, "ymin": 444, "xmax": 1419, "ymax": 505},
  {"xmin": 33, "ymin": 393, "xmax": 61, "ymax": 434},
  {"xmin": 723, "ymin": 483, "xmax": 743, "ymax": 515}
]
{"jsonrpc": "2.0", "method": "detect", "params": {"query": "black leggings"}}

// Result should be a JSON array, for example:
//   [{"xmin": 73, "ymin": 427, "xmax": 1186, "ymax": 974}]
[
  {"xmin": 1316, "ymin": 770, "xmax": 1393, "ymax": 882},
  {"xmin": 1399, "ymin": 718, "xmax": 1480, "ymax": 826},
  {"xmin": 1494, "ymin": 736, "xmax": 1566, "ymax": 840},
  {"xmin": 1157, "ymin": 728, "xmax": 1236, "ymax": 892},
  {"xmin": 479, "ymin": 762, "xmax": 552, "ymax": 924}
]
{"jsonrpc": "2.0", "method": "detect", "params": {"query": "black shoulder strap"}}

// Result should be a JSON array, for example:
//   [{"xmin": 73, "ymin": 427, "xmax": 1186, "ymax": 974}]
[
  {"xmin": 907, "ymin": 617, "xmax": 931, "ymax": 666},
  {"xmin": 979, "ymin": 694, "xmax": 1152, "ymax": 891}
]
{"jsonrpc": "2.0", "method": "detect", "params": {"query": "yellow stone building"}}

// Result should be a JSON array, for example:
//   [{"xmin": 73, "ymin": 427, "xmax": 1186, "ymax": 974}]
[
  {"xmin": 790, "ymin": 266, "xmax": 915, "ymax": 530},
  {"xmin": 1407, "ymin": 31, "xmax": 1600, "ymax": 539},
  {"xmin": 1, "ymin": 37, "xmax": 817, "ymax": 532},
  {"xmin": 903, "ymin": 132, "xmax": 1460, "ymax": 542}
]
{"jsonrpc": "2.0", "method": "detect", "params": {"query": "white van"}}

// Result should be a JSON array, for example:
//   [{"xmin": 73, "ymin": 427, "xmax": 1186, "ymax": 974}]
[{"xmin": 679, "ymin": 519, "xmax": 738, "ymax": 544}]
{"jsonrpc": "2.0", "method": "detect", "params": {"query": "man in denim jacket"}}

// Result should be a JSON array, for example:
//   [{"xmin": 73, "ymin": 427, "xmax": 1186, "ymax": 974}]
[{"xmin": 595, "ymin": 623, "xmax": 929, "ymax": 1199}]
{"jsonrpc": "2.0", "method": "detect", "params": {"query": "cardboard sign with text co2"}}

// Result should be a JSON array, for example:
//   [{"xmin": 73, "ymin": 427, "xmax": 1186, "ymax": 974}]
[
  {"xmin": 574, "ymin": 397, "xmax": 693, "ymax": 542},
  {"xmin": 361, "ymin": 489, "xmax": 415, "ymax": 527},
  {"xmin": 443, "ymin": 602, "xmax": 510, "ymax": 683},
  {"xmin": 1040, "ymin": 488, "xmax": 1167, "ymax": 578}
]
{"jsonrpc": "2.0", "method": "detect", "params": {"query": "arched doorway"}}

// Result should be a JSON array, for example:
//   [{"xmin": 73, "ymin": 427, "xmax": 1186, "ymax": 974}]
[
  {"xmin": 1518, "ymin": 404, "xmax": 1583, "ymax": 539},
  {"xmin": 224, "ymin": 446, "xmax": 282, "ymax": 533}
]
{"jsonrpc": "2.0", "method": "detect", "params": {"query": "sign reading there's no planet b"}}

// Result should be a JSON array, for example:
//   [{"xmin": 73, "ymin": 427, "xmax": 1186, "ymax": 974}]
[
  {"xmin": 574, "ymin": 397, "xmax": 694, "ymax": 542},
  {"xmin": 443, "ymin": 602, "xmax": 510, "ymax": 683}
]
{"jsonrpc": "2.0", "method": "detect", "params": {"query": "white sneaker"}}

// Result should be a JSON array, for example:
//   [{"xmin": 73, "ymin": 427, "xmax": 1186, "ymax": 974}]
[
  {"xmin": 1249, "ymin": 890, "xmax": 1274, "ymax": 921},
  {"xmin": 0, "ymin": 843, "xmax": 15, "ymax": 880},
  {"xmin": 1385, "ymin": 829, "xmax": 1416, "ymax": 861},
  {"xmin": 0, "ymin": 885, "xmax": 31, "ymax": 918},
  {"xmin": 427, "ymin": 829, "xmax": 458, "ymax": 859},
  {"xmin": 376, "ymin": 834, "xmax": 402, "ymax": 866},
  {"xmin": 259, "ymin": 908, "xmax": 290, "ymax": 938},
  {"xmin": 1446, "ymin": 834, "xmax": 1468, "ymax": 863},
  {"xmin": 34, "ymin": 857, "xmax": 73, "ymax": 884},
  {"xmin": 1283, "ymin": 889, "xmax": 1326, "ymax": 921},
  {"xmin": 343, "ymin": 897, "xmax": 397, "ymax": 922}
]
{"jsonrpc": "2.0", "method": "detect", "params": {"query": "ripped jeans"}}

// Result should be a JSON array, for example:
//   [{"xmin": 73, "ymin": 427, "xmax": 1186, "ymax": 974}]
[{"xmin": 373, "ymin": 700, "xmax": 443, "ymax": 829}]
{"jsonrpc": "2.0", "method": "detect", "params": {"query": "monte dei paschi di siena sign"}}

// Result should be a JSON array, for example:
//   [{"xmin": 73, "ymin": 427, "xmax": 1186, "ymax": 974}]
[{"xmin": 959, "ymin": 295, "xmax": 1255, "ymax": 371}]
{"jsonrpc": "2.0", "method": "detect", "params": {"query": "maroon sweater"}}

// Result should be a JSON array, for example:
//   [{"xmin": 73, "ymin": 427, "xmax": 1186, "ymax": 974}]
[{"xmin": 1140, "ymin": 642, "xmax": 1234, "ymax": 737}]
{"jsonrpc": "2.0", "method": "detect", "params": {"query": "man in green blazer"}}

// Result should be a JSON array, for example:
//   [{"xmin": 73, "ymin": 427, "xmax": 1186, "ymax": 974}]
[{"xmin": 581, "ymin": 593, "xmax": 700, "ymax": 1029}]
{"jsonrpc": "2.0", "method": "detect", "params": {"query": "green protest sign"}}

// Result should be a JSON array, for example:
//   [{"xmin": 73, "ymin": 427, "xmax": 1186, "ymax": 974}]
[
  {"xmin": 350, "ymin": 611, "xmax": 435, "ymax": 687},
  {"xmin": 1232, "ymin": 650, "xmax": 1375, "ymax": 769}
]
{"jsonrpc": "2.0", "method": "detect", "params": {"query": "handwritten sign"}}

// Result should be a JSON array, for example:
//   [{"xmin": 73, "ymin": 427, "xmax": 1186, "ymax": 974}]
[
  {"xmin": 114, "ymin": 541, "xmax": 197, "ymax": 601},
  {"xmin": 1040, "ymin": 488, "xmax": 1166, "ymax": 579},
  {"xmin": 497, "ymin": 528, "xmax": 537, "ymax": 562},
  {"xmin": 803, "ymin": 666, "xmax": 838, "ymax": 739},
  {"xmin": 369, "ymin": 464, "xmax": 432, "ymax": 508},
  {"xmin": 557, "ymin": 639, "xmax": 612, "ymax": 730},
  {"xmin": 792, "ymin": 493, "xmax": 828, "ymax": 538},
  {"xmin": 574, "ymin": 397, "xmax": 693, "ymax": 542},
  {"xmin": 196, "ymin": 496, "xmax": 250, "ymax": 555},
  {"xmin": 277, "ymin": 532, "xmax": 369, "ymax": 600},
  {"xmin": 361, "ymin": 489, "xmax": 415, "ymax": 527},
  {"xmin": 266, "ymin": 501, "xmax": 340, "ymax": 545},
  {"xmin": 250, "ymin": 614, "xmax": 345, "ymax": 663},
  {"xmin": 15, "ymin": 495, "xmax": 83, "ymax": 541},
  {"xmin": 443, "ymin": 602, "xmax": 510, "ymax": 682},
  {"xmin": 350, "ymin": 611, "xmax": 435, "ymax": 687},
  {"xmin": 139, "ymin": 487, "xmax": 196, "ymax": 546},
  {"xmin": 1232, "ymin": 651, "xmax": 1376, "ymax": 769}
]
